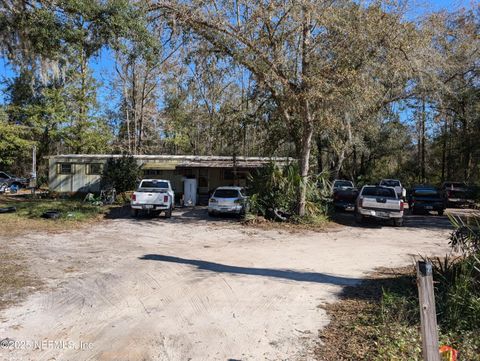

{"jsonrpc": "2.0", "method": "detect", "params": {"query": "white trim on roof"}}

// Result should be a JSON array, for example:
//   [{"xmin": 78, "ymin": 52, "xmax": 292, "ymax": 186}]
[{"xmin": 45, "ymin": 154, "xmax": 293, "ymax": 162}]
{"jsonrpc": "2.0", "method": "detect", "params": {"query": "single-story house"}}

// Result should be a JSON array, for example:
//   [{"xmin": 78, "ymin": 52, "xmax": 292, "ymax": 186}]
[{"xmin": 46, "ymin": 154, "xmax": 292, "ymax": 204}]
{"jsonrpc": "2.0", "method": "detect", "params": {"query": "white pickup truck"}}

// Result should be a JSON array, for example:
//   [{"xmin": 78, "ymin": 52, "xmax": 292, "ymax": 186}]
[
  {"xmin": 379, "ymin": 179, "xmax": 406, "ymax": 199},
  {"xmin": 130, "ymin": 179, "xmax": 175, "ymax": 218},
  {"xmin": 355, "ymin": 185, "xmax": 404, "ymax": 226}
]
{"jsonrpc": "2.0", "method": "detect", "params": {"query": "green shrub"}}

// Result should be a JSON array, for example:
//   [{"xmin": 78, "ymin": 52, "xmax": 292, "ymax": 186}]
[
  {"xmin": 247, "ymin": 162, "xmax": 331, "ymax": 219},
  {"xmin": 100, "ymin": 155, "xmax": 140, "ymax": 193}
]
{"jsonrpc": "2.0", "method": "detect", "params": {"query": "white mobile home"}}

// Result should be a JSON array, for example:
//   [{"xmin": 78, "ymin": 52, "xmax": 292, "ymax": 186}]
[{"xmin": 46, "ymin": 154, "xmax": 291, "ymax": 204}]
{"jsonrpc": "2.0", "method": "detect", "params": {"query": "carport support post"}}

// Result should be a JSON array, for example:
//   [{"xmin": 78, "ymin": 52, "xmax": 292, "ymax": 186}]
[{"xmin": 416, "ymin": 261, "xmax": 440, "ymax": 361}]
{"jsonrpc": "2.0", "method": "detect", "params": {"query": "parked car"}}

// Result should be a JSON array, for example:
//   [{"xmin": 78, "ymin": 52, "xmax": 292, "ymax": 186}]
[
  {"xmin": 208, "ymin": 186, "xmax": 248, "ymax": 216},
  {"xmin": 408, "ymin": 185, "xmax": 445, "ymax": 216},
  {"xmin": 0, "ymin": 171, "xmax": 29, "ymax": 189},
  {"xmin": 130, "ymin": 179, "xmax": 175, "ymax": 218},
  {"xmin": 441, "ymin": 182, "xmax": 475, "ymax": 208},
  {"xmin": 332, "ymin": 179, "xmax": 358, "ymax": 211},
  {"xmin": 379, "ymin": 179, "xmax": 406, "ymax": 199},
  {"xmin": 355, "ymin": 185, "xmax": 405, "ymax": 226}
]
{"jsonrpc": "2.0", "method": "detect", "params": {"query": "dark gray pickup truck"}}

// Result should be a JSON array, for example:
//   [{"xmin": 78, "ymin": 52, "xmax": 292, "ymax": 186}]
[
  {"xmin": 0, "ymin": 171, "xmax": 29, "ymax": 188},
  {"xmin": 441, "ymin": 182, "xmax": 475, "ymax": 208},
  {"xmin": 332, "ymin": 179, "xmax": 359, "ymax": 211}
]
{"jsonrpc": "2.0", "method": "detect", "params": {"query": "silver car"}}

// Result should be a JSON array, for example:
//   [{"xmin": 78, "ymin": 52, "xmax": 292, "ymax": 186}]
[{"xmin": 208, "ymin": 186, "xmax": 248, "ymax": 216}]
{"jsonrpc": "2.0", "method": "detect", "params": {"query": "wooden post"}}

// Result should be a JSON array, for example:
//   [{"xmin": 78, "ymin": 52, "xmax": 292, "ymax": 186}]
[
  {"xmin": 416, "ymin": 261, "xmax": 440, "ymax": 361},
  {"xmin": 31, "ymin": 145, "xmax": 37, "ymax": 198}
]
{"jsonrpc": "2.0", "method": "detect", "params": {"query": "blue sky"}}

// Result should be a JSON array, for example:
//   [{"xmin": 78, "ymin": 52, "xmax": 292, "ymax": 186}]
[
  {"xmin": 0, "ymin": 0, "xmax": 474, "ymax": 107},
  {"xmin": 408, "ymin": 0, "xmax": 472, "ymax": 13}
]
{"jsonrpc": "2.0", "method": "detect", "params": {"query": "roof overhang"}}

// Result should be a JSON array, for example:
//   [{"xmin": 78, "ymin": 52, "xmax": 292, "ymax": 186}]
[
  {"xmin": 45, "ymin": 154, "xmax": 294, "ymax": 168},
  {"xmin": 141, "ymin": 162, "xmax": 178, "ymax": 170}
]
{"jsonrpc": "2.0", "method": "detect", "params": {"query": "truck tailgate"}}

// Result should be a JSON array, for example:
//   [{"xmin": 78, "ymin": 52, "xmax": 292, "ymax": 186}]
[
  {"xmin": 362, "ymin": 197, "xmax": 401, "ymax": 211},
  {"xmin": 135, "ymin": 190, "xmax": 168, "ymax": 204},
  {"xmin": 337, "ymin": 190, "xmax": 358, "ymax": 202}
]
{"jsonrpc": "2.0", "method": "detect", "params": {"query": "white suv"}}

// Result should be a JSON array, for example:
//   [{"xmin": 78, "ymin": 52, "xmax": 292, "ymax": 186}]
[{"xmin": 208, "ymin": 186, "xmax": 248, "ymax": 216}]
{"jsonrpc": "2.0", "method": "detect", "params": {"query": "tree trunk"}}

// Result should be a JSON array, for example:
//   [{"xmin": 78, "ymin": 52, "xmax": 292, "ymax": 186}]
[
  {"xmin": 441, "ymin": 116, "xmax": 447, "ymax": 183},
  {"xmin": 421, "ymin": 99, "xmax": 426, "ymax": 182},
  {"xmin": 334, "ymin": 148, "xmax": 346, "ymax": 179},
  {"xmin": 360, "ymin": 152, "xmax": 365, "ymax": 176},
  {"xmin": 334, "ymin": 115, "xmax": 352, "ymax": 179},
  {"xmin": 297, "ymin": 8, "xmax": 313, "ymax": 217},
  {"xmin": 298, "ymin": 119, "xmax": 313, "ymax": 217},
  {"xmin": 447, "ymin": 120, "xmax": 453, "ymax": 180},
  {"xmin": 352, "ymin": 145, "xmax": 357, "ymax": 180},
  {"xmin": 461, "ymin": 105, "xmax": 471, "ymax": 181},
  {"xmin": 316, "ymin": 135, "xmax": 323, "ymax": 173}
]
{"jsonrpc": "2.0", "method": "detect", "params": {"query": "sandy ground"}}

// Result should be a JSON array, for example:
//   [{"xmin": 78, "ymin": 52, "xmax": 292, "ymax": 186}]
[{"xmin": 0, "ymin": 208, "xmax": 459, "ymax": 361}]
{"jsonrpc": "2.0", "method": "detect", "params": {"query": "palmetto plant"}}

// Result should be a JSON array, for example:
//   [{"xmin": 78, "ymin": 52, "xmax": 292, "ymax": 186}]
[
  {"xmin": 449, "ymin": 214, "xmax": 480, "ymax": 256},
  {"xmin": 247, "ymin": 162, "xmax": 331, "ymax": 218},
  {"xmin": 427, "ymin": 214, "xmax": 480, "ymax": 336}
]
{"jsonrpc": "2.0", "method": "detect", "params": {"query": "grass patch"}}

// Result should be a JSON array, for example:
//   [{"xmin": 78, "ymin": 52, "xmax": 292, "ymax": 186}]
[
  {"xmin": 316, "ymin": 266, "xmax": 480, "ymax": 361},
  {"xmin": 0, "ymin": 195, "xmax": 107, "ymax": 236}
]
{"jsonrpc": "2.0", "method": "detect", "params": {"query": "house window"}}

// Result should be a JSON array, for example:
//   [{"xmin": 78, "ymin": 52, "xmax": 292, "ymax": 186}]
[
  {"xmin": 58, "ymin": 163, "xmax": 73, "ymax": 174},
  {"xmin": 86, "ymin": 163, "xmax": 103, "ymax": 175},
  {"xmin": 144, "ymin": 169, "xmax": 160, "ymax": 176}
]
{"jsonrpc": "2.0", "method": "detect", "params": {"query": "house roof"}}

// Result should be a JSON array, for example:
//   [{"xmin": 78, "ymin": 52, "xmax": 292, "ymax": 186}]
[{"xmin": 45, "ymin": 154, "xmax": 294, "ymax": 168}]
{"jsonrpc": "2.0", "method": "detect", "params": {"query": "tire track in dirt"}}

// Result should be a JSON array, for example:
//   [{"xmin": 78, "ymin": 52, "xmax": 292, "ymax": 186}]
[{"xmin": 0, "ymin": 212, "xmax": 453, "ymax": 361}]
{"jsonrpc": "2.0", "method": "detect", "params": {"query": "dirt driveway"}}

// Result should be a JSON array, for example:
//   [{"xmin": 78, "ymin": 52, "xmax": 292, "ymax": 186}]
[{"xmin": 0, "ymin": 209, "xmax": 458, "ymax": 361}]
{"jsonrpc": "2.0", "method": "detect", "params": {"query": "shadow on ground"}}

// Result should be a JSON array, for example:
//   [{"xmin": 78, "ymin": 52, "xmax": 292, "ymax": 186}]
[
  {"xmin": 314, "ymin": 266, "xmax": 418, "ymax": 360},
  {"xmin": 106, "ymin": 204, "xmax": 469, "ymax": 230},
  {"xmin": 332, "ymin": 209, "xmax": 454, "ymax": 230},
  {"xmin": 331, "ymin": 266, "xmax": 416, "ymax": 302},
  {"xmin": 104, "ymin": 205, "xmax": 241, "ymax": 225},
  {"xmin": 139, "ymin": 254, "xmax": 361, "ymax": 286}
]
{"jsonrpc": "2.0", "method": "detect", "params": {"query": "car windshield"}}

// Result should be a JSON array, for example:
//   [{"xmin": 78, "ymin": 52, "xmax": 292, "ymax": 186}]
[
  {"xmin": 362, "ymin": 187, "xmax": 396, "ymax": 198},
  {"xmin": 381, "ymin": 180, "xmax": 400, "ymax": 187},
  {"xmin": 0, "ymin": 172, "xmax": 12, "ymax": 178},
  {"xmin": 214, "ymin": 189, "xmax": 240, "ymax": 198},
  {"xmin": 140, "ymin": 181, "xmax": 169, "ymax": 189},
  {"xmin": 334, "ymin": 180, "xmax": 353, "ymax": 188},
  {"xmin": 413, "ymin": 189, "xmax": 440, "ymax": 197}
]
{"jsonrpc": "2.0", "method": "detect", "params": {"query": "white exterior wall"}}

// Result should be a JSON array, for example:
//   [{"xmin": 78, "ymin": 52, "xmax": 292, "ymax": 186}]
[
  {"xmin": 48, "ymin": 158, "xmax": 104, "ymax": 193},
  {"xmin": 47, "ymin": 154, "xmax": 291, "ymax": 193}
]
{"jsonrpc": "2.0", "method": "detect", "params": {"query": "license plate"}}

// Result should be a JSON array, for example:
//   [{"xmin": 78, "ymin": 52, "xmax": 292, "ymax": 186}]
[
  {"xmin": 376, "ymin": 211, "xmax": 389, "ymax": 217},
  {"xmin": 425, "ymin": 206, "xmax": 433, "ymax": 210},
  {"xmin": 143, "ymin": 205, "xmax": 153, "ymax": 209}
]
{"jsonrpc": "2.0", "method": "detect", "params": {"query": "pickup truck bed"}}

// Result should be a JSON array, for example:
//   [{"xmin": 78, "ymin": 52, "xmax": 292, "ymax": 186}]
[
  {"xmin": 355, "ymin": 185, "xmax": 404, "ymax": 226},
  {"xmin": 131, "ymin": 179, "xmax": 175, "ymax": 217},
  {"xmin": 332, "ymin": 180, "xmax": 358, "ymax": 210},
  {"xmin": 333, "ymin": 188, "xmax": 358, "ymax": 210}
]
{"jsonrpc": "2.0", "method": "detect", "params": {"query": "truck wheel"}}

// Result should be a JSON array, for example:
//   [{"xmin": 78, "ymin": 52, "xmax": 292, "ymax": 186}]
[
  {"xmin": 393, "ymin": 218, "xmax": 404, "ymax": 227},
  {"xmin": 165, "ymin": 206, "xmax": 172, "ymax": 218},
  {"xmin": 131, "ymin": 209, "xmax": 139, "ymax": 218},
  {"xmin": 354, "ymin": 212, "xmax": 364, "ymax": 224}
]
